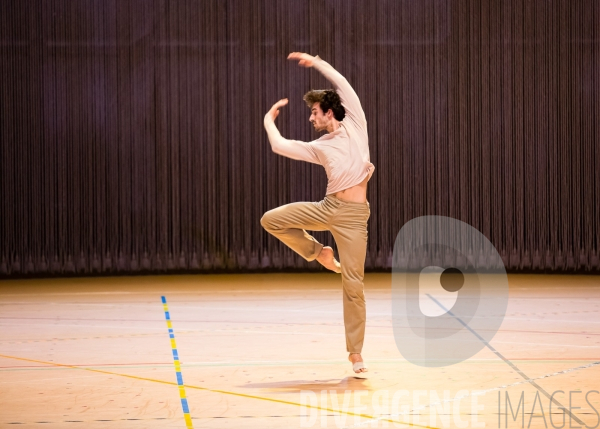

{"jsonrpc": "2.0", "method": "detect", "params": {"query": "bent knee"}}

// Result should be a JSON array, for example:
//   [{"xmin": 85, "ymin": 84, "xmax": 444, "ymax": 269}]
[{"xmin": 260, "ymin": 210, "xmax": 276, "ymax": 230}]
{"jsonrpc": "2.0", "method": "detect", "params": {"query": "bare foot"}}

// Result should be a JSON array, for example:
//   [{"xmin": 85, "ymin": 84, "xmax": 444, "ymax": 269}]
[
  {"xmin": 316, "ymin": 246, "xmax": 341, "ymax": 273},
  {"xmin": 349, "ymin": 353, "xmax": 368, "ymax": 373}
]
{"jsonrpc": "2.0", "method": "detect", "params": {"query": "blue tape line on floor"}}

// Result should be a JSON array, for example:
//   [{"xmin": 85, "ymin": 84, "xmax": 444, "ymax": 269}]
[
  {"xmin": 181, "ymin": 398, "xmax": 190, "ymax": 414},
  {"xmin": 161, "ymin": 296, "xmax": 194, "ymax": 429}
]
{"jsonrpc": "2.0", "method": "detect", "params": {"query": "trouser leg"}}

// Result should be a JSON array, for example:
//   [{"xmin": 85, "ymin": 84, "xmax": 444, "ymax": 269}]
[
  {"xmin": 260, "ymin": 201, "xmax": 331, "ymax": 261},
  {"xmin": 262, "ymin": 196, "xmax": 370, "ymax": 354},
  {"xmin": 330, "ymin": 204, "xmax": 370, "ymax": 354}
]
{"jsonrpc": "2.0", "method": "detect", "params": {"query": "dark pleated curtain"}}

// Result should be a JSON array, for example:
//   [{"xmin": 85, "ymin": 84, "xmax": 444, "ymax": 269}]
[{"xmin": 0, "ymin": 0, "xmax": 598, "ymax": 277}]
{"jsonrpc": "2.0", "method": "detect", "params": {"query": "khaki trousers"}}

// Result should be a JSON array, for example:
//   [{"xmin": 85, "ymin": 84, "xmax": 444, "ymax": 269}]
[{"xmin": 260, "ymin": 195, "xmax": 370, "ymax": 353}]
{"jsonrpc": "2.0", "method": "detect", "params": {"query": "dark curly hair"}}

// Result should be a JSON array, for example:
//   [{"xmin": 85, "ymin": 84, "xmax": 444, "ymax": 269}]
[{"xmin": 303, "ymin": 89, "xmax": 346, "ymax": 121}]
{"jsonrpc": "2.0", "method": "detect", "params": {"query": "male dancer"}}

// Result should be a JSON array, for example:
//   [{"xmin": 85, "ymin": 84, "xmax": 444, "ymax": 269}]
[{"xmin": 261, "ymin": 52, "xmax": 374, "ymax": 373}]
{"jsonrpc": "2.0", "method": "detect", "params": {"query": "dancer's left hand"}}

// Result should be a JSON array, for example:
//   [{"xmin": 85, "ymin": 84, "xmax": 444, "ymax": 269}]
[{"xmin": 265, "ymin": 98, "xmax": 289, "ymax": 122}]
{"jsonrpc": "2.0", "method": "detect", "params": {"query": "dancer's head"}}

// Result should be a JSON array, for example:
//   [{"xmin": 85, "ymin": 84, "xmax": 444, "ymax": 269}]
[{"xmin": 303, "ymin": 89, "xmax": 345, "ymax": 133}]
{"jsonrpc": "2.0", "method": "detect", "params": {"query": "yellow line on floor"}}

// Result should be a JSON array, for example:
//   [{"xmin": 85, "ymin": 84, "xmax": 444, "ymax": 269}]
[{"xmin": 0, "ymin": 353, "xmax": 438, "ymax": 429}]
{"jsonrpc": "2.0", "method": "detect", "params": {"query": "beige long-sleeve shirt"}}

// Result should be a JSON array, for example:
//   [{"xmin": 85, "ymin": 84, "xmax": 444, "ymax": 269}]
[{"xmin": 265, "ymin": 57, "xmax": 375, "ymax": 195}]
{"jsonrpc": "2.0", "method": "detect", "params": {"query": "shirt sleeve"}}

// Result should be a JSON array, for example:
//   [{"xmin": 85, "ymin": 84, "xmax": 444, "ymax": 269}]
[
  {"xmin": 266, "ymin": 133, "xmax": 321, "ymax": 165},
  {"xmin": 312, "ymin": 56, "xmax": 367, "ymax": 128}
]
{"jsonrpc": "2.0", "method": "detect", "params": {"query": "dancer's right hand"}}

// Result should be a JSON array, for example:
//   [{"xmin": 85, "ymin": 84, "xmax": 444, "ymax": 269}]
[
  {"xmin": 264, "ymin": 98, "xmax": 289, "ymax": 123},
  {"xmin": 288, "ymin": 52, "xmax": 315, "ymax": 67}
]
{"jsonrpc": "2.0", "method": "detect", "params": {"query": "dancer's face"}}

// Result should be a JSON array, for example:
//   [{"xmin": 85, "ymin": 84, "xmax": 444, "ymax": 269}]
[{"xmin": 309, "ymin": 102, "xmax": 333, "ymax": 133}]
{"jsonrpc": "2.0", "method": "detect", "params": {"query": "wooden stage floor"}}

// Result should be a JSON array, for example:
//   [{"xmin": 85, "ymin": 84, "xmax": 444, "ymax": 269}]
[{"xmin": 1, "ymin": 273, "xmax": 599, "ymax": 428}]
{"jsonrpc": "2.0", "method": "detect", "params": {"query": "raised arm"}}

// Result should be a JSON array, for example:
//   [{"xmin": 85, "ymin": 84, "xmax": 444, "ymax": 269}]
[
  {"xmin": 288, "ymin": 52, "xmax": 366, "ymax": 127},
  {"xmin": 263, "ymin": 98, "xmax": 320, "ymax": 164}
]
